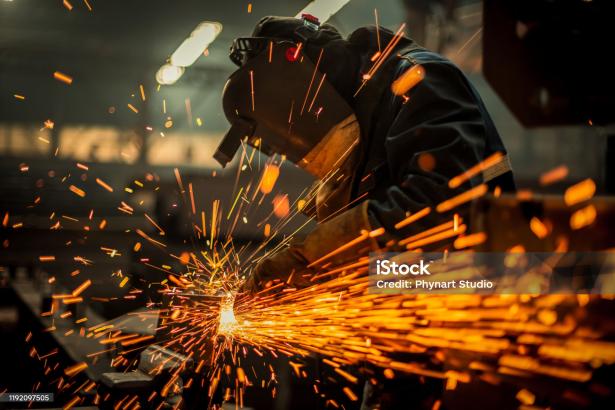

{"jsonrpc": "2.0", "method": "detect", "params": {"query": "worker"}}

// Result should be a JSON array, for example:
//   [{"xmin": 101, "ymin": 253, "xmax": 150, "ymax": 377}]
[
  {"xmin": 214, "ymin": 15, "xmax": 514, "ymax": 409},
  {"xmin": 214, "ymin": 15, "xmax": 514, "ymax": 294}
]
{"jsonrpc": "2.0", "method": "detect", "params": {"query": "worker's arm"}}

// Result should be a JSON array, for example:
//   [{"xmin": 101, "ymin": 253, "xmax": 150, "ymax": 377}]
[
  {"xmin": 240, "ymin": 202, "xmax": 372, "ymax": 293},
  {"xmin": 367, "ymin": 58, "xmax": 491, "ymax": 239}
]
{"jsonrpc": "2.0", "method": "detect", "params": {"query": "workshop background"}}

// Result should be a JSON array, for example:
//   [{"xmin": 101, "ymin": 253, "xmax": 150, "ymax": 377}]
[{"xmin": 1, "ymin": 0, "xmax": 614, "ymax": 409}]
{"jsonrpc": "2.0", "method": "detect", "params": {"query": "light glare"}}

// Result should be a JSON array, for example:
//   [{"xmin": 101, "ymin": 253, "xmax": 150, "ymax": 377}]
[
  {"xmin": 170, "ymin": 22, "xmax": 222, "ymax": 67},
  {"xmin": 156, "ymin": 64, "xmax": 184, "ymax": 85}
]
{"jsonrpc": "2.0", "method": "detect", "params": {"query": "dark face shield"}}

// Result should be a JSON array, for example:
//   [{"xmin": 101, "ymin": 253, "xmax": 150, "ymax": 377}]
[
  {"xmin": 214, "ymin": 37, "xmax": 356, "ymax": 168},
  {"xmin": 229, "ymin": 37, "xmax": 270, "ymax": 67}
]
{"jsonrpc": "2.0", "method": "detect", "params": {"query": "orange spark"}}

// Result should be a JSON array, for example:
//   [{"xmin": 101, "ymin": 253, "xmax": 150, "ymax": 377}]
[
  {"xmin": 63, "ymin": 396, "xmax": 80, "ymax": 410},
  {"xmin": 136, "ymin": 228, "xmax": 166, "ymax": 247},
  {"xmin": 72, "ymin": 279, "xmax": 91, "ymax": 296},
  {"xmin": 343, "ymin": 387, "xmax": 358, "ymax": 401},
  {"xmin": 189, "ymin": 183, "xmax": 196, "ymax": 214},
  {"xmin": 448, "ymin": 152, "xmax": 504, "ymax": 189},
  {"xmin": 179, "ymin": 252, "xmax": 190, "ymax": 265},
  {"xmin": 395, "ymin": 207, "xmax": 431, "ymax": 230},
  {"xmin": 307, "ymin": 73, "xmax": 327, "ymax": 113},
  {"xmin": 564, "ymin": 179, "xmax": 596, "ymax": 206},
  {"xmin": 391, "ymin": 64, "xmax": 425, "ymax": 96},
  {"xmin": 69, "ymin": 185, "xmax": 86, "ymax": 197},
  {"xmin": 64, "ymin": 362, "xmax": 88, "ymax": 377},
  {"xmin": 529, "ymin": 217, "xmax": 549, "ymax": 239},
  {"xmin": 95, "ymin": 177, "xmax": 113, "ymax": 192},
  {"xmin": 399, "ymin": 220, "xmax": 455, "ymax": 246},
  {"xmin": 540, "ymin": 165, "xmax": 569, "ymax": 186},
  {"xmin": 272, "ymin": 194, "xmax": 290, "ymax": 218},
  {"xmin": 405, "ymin": 224, "xmax": 466, "ymax": 250},
  {"xmin": 259, "ymin": 164, "xmax": 280, "ymax": 194},
  {"xmin": 300, "ymin": 49, "xmax": 324, "ymax": 115},
  {"xmin": 120, "ymin": 335, "xmax": 154, "ymax": 346},
  {"xmin": 250, "ymin": 70, "xmax": 255, "ymax": 111},
  {"xmin": 570, "ymin": 204, "xmax": 597, "ymax": 230},
  {"xmin": 144, "ymin": 213, "xmax": 166, "ymax": 235},
  {"xmin": 119, "ymin": 277, "xmax": 129, "ymax": 288},
  {"xmin": 174, "ymin": 167, "xmax": 185, "ymax": 192},
  {"xmin": 53, "ymin": 71, "xmax": 73, "ymax": 84},
  {"xmin": 436, "ymin": 184, "xmax": 488, "ymax": 213},
  {"xmin": 454, "ymin": 232, "xmax": 487, "ymax": 249}
]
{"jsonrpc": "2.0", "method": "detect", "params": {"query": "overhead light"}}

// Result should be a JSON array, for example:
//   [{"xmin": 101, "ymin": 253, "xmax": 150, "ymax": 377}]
[
  {"xmin": 170, "ymin": 21, "xmax": 222, "ymax": 67},
  {"xmin": 296, "ymin": 0, "xmax": 351, "ymax": 22},
  {"xmin": 156, "ymin": 64, "xmax": 184, "ymax": 85}
]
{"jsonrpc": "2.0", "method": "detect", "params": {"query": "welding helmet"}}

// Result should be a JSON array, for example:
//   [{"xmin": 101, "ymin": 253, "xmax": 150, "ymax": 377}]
[{"xmin": 214, "ymin": 15, "xmax": 360, "ymax": 169}]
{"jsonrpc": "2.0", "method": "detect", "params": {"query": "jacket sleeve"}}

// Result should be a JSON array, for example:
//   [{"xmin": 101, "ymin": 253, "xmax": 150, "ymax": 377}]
[{"xmin": 367, "ymin": 58, "xmax": 490, "ymax": 241}]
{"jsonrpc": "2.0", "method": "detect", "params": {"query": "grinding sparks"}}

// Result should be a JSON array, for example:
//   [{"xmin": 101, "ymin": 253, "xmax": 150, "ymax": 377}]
[
  {"xmin": 127, "ymin": 103, "xmax": 139, "ymax": 114},
  {"xmin": 95, "ymin": 177, "xmax": 113, "ymax": 192},
  {"xmin": 43, "ymin": 119, "xmax": 55, "ymax": 129},
  {"xmin": 69, "ymin": 185, "xmax": 86, "ymax": 197},
  {"xmin": 391, "ymin": 64, "xmax": 425, "ymax": 95},
  {"xmin": 249, "ymin": 70, "xmax": 255, "ymax": 111},
  {"xmin": 453, "ymin": 231, "xmax": 487, "ymax": 249},
  {"xmin": 53, "ymin": 71, "xmax": 73, "ymax": 85},
  {"xmin": 448, "ymin": 152, "xmax": 505, "ymax": 189},
  {"xmin": 64, "ymin": 362, "xmax": 88, "ymax": 377},
  {"xmin": 540, "ymin": 165, "xmax": 569, "ymax": 186},
  {"xmin": 530, "ymin": 217, "xmax": 550, "ymax": 239},
  {"xmin": 570, "ymin": 204, "xmax": 597, "ymax": 229},
  {"xmin": 259, "ymin": 164, "xmax": 280, "ymax": 194},
  {"xmin": 436, "ymin": 184, "xmax": 488, "ymax": 213},
  {"xmin": 16, "ymin": 165, "xmax": 615, "ymax": 410},
  {"xmin": 71, "ymin": 279, "xmax": 91, "ymax": 296},
  {"xmin": 272, "ymin": 194, "xmax": 290, "ymax": 218},
  {"xmin": 218, "ymin": 298, "xmax": 238, "ymax": 335},
  {"xmin": 7, "ymin": 45, "xmax": 613, "ymax": 410},
  {"xmin": 564, "ymin": 178, "xmax": 596, "ymax": 206}
]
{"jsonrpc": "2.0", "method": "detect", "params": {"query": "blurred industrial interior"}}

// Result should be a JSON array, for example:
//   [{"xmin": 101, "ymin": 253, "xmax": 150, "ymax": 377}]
[{"xmin": 0, "ymin": 0, "xmax": 614, "ymax": 409}]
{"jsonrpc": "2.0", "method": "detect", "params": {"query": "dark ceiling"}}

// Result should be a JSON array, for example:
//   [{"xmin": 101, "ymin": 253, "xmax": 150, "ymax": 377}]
[
  {"xmin": 0, "ymin": 0, "xmax": 407, "ymax": 132},
  {"xmin": 0, "ymin": 0, "xmax": 309, "ymax": 129}
]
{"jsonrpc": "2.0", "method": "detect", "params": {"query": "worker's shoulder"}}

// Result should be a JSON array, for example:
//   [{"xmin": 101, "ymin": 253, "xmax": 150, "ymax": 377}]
[
  {"xmin": 398, "ymin": 48, "xmax": 458, "ymax": 70},
  {"xmin": 394, "ymin": 48, "xmax": 467, "ymax": 83}
]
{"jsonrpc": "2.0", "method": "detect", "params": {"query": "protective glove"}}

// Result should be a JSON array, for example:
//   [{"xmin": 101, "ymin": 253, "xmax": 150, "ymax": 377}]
[
  {"xmin": 240, "ymin": 201, "xmax": 375, "ymax": 295},
  {"xmin": 240, "ymin": 246, "xmax": 311, "ymax": 294}
]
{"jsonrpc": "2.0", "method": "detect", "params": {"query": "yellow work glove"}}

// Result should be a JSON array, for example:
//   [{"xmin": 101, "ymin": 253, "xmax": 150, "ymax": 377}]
[{"xmin": 239, "ymin": 201, "xmax": 374, "ymax": 295}]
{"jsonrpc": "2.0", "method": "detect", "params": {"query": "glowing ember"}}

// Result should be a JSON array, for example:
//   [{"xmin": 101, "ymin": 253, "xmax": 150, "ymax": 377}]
[{"xmin": 218, "ymin": 299, "xmax": 238, "ymax": 335}]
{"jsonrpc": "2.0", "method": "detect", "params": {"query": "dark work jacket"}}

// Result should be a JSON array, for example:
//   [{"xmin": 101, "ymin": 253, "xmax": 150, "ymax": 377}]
[{"xmin": 342, "ymin": 28, "xmax": 515, "ymax": 242}]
